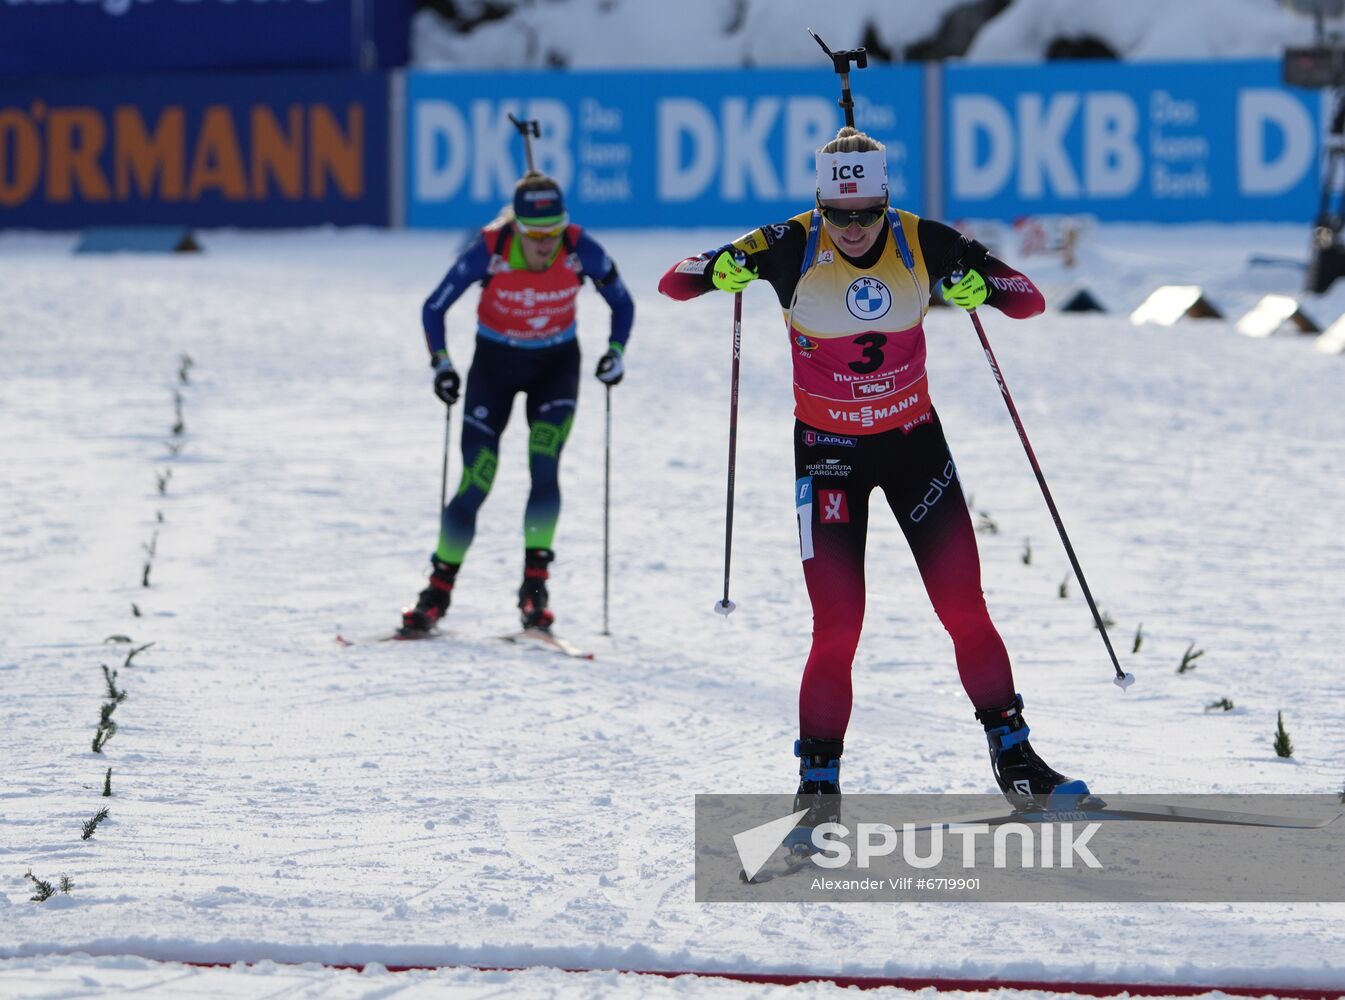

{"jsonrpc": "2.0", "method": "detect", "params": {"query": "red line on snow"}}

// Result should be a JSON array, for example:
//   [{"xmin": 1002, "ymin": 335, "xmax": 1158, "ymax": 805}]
[{"xmin": 165, "ymin": 959, "xmax": 1345, "ymax": 997}]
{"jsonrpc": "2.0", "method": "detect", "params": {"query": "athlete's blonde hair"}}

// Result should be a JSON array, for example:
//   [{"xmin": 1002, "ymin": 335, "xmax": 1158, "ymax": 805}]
[{"xmin": 819, "ymin": 126, "xmax": 884, "ymax": 156}]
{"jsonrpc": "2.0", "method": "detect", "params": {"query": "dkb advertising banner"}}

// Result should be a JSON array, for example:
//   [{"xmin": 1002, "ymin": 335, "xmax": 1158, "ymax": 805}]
[
  {"xmin": 0, "ymin": 73, "xmax": 390, "ymax": 229},
  {"xmin": 0, "ymin": 0, "xmax": 382, "ymax": 77},
  {"xmin": 943, "ymin": 60, "xmax": 1322, "ymax": 223},
  {"xmin": 405, "ymin": 67, "xmax": 925, "ymax": 230}
]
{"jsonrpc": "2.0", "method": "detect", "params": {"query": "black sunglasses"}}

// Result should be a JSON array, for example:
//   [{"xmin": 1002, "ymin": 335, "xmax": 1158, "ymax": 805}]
[{"xmin": 818, "ymin": 201, "xmax": 888, "ymax": 229}]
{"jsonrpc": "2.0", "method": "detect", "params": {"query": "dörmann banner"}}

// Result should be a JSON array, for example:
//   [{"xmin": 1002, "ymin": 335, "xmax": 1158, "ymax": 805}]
[
  {"xmin": 696, "ymin": 795, "xmax": 1344, "ymax": 902},
  {"xmin": 0, "ymin": 0, "xmax": 411, "ymax": 77},
  {"xmin": 405, "ymin": 68, "xmax": 925, "ymax": 231},
  {"xmin": 943, "ymin": 60, "xmax": 1322, "ymax": 223},
  {"xmin": 0, "ymin": 73, "xmax": 389, "ymax": 229}
]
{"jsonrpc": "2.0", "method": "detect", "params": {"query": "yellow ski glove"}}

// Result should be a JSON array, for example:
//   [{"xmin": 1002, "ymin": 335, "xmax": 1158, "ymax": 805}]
[
  {"xmin": 711, "ymin": 250, "xmax": 758, "ymax": 293},
  {"xmin": 940, "ymin": 270, "xmax": 988, "ymax": 309}
]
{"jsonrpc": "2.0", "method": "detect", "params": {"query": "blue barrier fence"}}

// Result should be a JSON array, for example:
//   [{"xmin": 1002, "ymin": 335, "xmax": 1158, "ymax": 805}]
[
  {"xmin": 942, "ymin": 60, "xmax": 1323, "ymax": 223},
  {"xmin": 405, "ymin": 67, "xmax": 924, "ymax": 230},
  {"xmin": 404, "ymin": 60, "xmax": 1324, "ymax": 229},
  {"xmin": 0, "ymin": 60, "xmax": 1328, "ymax": 230}
]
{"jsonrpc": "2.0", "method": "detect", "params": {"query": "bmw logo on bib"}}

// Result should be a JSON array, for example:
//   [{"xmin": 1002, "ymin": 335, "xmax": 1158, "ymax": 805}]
[{"xmin": 846, "ymin": 277, "xmax": 892, "ymax": 321}]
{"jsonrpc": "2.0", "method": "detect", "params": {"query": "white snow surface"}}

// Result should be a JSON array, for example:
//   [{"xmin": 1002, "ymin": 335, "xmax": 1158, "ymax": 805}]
[
  {"xmin": 412, "ymin": 0, "xmax": 1339, "ymax": 68},
  {"xmin": 2, "ymin": 223, "xmax": 1344, "ymax": 997}
]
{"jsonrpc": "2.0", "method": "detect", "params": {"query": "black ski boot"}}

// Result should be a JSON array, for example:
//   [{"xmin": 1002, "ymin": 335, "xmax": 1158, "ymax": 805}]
[
  {"xmin": 975, "ymin": 694, "xmax": 1091, "ymax": 810},
  {"xmin": 400, "ymin": 556, "xmax": 458, "ymax": 636},
  {"xmin": 518, "ymin": 548, "xmax": 555, "ymax": 631},
  {"xmin": 784, "ymin": 737, "xmax": 843, "ymax": 856}
]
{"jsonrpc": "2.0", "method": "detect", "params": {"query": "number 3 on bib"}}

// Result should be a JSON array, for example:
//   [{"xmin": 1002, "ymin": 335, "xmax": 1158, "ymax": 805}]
[{"xmin": 848, "ymin": 333, "xmax": 887, "ymax": 375}]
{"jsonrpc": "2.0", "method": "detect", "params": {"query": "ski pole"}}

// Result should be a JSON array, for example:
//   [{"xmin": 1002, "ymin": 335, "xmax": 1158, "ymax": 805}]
[
  {"xmin": 715, "ymin": 292, "xmax": 743, "ymax": 617},
  {"xmin": 602, "ymin": 383, "xmax": 612, "ymax": 636},
  {"xmin": 439, "ymin": 407, "xmax": 452, "ymax": 519},
  {"xmin": 968, "ymin": 308, "xmax": 1135, "ymax": 690}
]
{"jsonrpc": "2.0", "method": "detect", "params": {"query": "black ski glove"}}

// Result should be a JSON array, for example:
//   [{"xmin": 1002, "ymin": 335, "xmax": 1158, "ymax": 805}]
[
  {"xmin": 594, "ymin": 346, "xmax": 624, "ymax": 386},
  {"xmin": 432, "ymin": 357, "xmax": 460, "ymax": 405}
]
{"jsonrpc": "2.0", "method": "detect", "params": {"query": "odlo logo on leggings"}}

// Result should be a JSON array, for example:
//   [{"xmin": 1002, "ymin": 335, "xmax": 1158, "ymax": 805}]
[
  {"xmin": 909, "ymin": 461, "xmax": 958, "ymax": 523},
  {"xmin": 820, "ymin": 489, "xmax": 849, "ymax": 523}
]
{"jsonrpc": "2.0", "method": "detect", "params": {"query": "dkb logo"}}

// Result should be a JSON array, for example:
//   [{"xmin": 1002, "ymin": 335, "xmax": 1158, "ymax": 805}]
[{"xmin": 846, "ymin": 277, "xmax": 891, "ymax": 321}]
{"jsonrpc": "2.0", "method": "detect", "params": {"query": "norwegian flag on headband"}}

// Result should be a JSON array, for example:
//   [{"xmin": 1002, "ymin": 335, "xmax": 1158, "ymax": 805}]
[{"xmin": 815, "ymin": 148, "xmax": 888, "ymax": 201}]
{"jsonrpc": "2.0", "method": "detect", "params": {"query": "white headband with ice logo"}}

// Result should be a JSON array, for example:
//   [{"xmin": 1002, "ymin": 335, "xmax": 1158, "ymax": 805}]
[{"xmin": 815, "ymin": 149, "xmax": 888, "ymax": 202}]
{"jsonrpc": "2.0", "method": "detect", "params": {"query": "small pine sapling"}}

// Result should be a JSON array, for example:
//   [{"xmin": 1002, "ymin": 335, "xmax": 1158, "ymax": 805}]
[
  {"xmin": 156, "ymin": 469, "xmax": 172, "ymax": 495},
  {"xmin": 1094, "ymin": 610, "xmax": 1116, "ymax": 631},
  {"xmin": 1205, "ymin": 698, "xmax": 1235, "ymax": 712},
  {"xmin": 91, "ymin": 719, "xmax": 116, "ymax": 753},
  {"xmin": 1274, "ymin": 711, "xmax": 1294, "ymax": 758},
  {"xmin": 172, "ymin": 390, "xmax": 185, "ymax": 436},
  {"xmin": 976, "ymin": 511, "xmax": 999, "ymax": 535},
  {"xmin": 1058, "ymin": 574, "xmax": 1069, "ymax": 599},
  {"xmin": 1132, "ymin": 624, "xmax": 1143, "ymax": 654},
  {"xmin": 123, "ymin": 642, "xmax": 154, "ymax": 668},
  {"xmin": 91, "ymin": 696, "xmax": 119, "ymax": 752},
  {"xmin": 131, "ymin": 603, "xmax": 141, "ymax": 618},
  {"xmin": 1178, "ymin": 643, "xmax": 1204, "ymax": 673},
  {"xmin": 1020, "ymin": 538, "xmax": 1032, "ymax": 565},
  {"xmin": 141, "ymin": 530, "xmax": 158, "ymax": 588},
  {"xmin": 103, "ymin": 767, "xmax": 112, "ymax": 797},
  {"xmin": 179, "ymin": 353, "xmax": 194, "ymax": 385},
  {"xmin": 102, "ymin": 665, "xmax": 126, "ymax": 703},
  {"xmin": 59, "ymin": 875, "xmax": 74, "ymax": 894},
  {"xmin": 24, "ymin": 870, "xmax": 56, "ymax": 902},
  {"xmin": 81, "ymin": 807, "xmax": 110, "ymax": 841}
]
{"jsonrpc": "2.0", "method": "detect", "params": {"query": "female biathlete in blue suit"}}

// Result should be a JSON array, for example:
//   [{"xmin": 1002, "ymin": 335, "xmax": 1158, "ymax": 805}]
[{"xmin": 400, "ymin": 172, "xmax": 634, "ymax": 636}]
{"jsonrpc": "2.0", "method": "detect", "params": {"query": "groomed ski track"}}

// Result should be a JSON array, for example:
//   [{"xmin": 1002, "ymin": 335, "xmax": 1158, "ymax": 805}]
[{"xmin": 3, "ymin": 226, "xmax": 1344, "ymax": 999}]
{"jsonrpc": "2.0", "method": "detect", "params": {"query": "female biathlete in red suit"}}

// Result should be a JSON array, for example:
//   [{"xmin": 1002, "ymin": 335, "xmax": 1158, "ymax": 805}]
[{"xmin": 659, "ymin": 127, "xmax": 1090, "ymax": 832}]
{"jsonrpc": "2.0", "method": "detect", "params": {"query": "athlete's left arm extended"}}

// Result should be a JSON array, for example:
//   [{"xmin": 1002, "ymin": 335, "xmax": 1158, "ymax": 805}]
[
  {"xmin": 575, "ymin": 233, "xmax": 634, "ymax": 351},
  {"xmin": 917, "ymin": 218, "xmax": 1046, "ymax": 319}
]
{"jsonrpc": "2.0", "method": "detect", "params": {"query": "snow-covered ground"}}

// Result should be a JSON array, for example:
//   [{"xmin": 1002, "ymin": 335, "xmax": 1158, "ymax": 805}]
[
  {"xmin": 412, "ymin": 0, "xmax": 1342, "ymax": 68},
  {"xmin": 1, "ymin": 222, "xmax": 1343, "ymax": 998}
]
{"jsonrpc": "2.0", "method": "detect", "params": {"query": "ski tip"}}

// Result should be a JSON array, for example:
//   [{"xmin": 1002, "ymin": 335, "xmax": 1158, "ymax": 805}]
[
  {"xmin": 1114, "ymin": 671, "xmax": 1136, "ymax": 690},
  {"xmin": 502, "ymin": 629, "xmax": 595, "ymax": 659}
]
